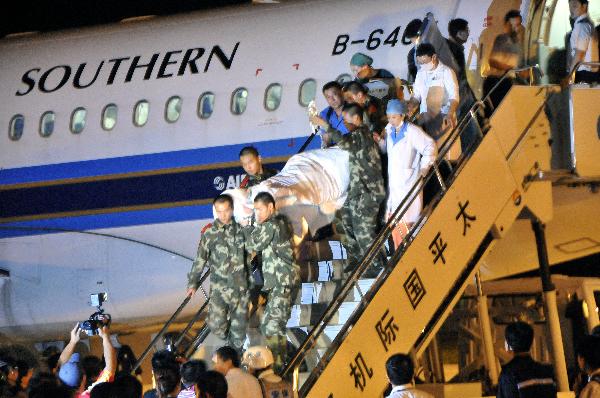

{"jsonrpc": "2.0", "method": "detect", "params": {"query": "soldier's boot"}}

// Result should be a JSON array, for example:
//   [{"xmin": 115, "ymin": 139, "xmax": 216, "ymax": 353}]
[{"xmin": 266, "ymin": 335, "xmax": 287, "ymax": 375}]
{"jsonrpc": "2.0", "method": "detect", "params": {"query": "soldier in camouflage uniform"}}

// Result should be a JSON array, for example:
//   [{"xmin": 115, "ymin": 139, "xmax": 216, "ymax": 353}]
[
  {"xmin": 239, "ymin": 146, "xmax": 278, "ymax": 189},
  {"xmin": 186, "ymin": 194, "xmax": 250, "ymax": 353},
  {"xmin": 238, "ymin": 146, "xmax": 279, "ymax": 312},
  {"xmin": 243, "ymin": 192, "xmax": 300, "ymax": 375},
  {"xmin": 311, "ymin": 102, "xmax": 386, "ymax": 274}
]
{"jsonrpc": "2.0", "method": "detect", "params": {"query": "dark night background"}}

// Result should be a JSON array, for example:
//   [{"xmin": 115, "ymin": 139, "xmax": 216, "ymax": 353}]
[{"xmin": 0, "ymin": 0, "xmax": 250, "ymax": 37}]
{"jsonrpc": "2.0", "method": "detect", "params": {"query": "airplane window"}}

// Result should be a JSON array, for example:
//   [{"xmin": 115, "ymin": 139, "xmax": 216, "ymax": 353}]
[
  {"xmin": 8, "ymin": 114, "xmax": 24, "ymax": 141},
  {"xmin": 102, "ymin": 104, "xmax": 118, "ymax": 131},
  {"xmin": 70, "ymin": 107, "xmax": 87, "ymax": 134},
  {"xmin": 134, "ymin": 100, "xmax": 150, "ymax": 127},
  {"xmin": 336, "ymin": 73, "xmax": 352, "ymax": 84},
  {"xmin": 264, "ymin": 83, "xmax": 282, "ymax": 111},
  {"xmin": 231, "ymin": 88, "xmax": 248, "ymax": 115},
  {"xmin": 197, "ymin": 92, "xmax": 215, "ymax": 119},
  {"xmin": 165, "ymin": 96, "xmax": 182, "ymax": 123},
  {"xmin": 39, "ymin": 111, "xmax": 55, "ymax": 138},
  {"xmin": 299, "ymin": 78, "xmax": 317, "ymax": 107}
]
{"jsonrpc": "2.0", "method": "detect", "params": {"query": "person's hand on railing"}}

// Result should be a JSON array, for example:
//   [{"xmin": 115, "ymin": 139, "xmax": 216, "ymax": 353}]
[{"xmin": 186, "ymin": 287, "xmax": 196, "ymax": 298}]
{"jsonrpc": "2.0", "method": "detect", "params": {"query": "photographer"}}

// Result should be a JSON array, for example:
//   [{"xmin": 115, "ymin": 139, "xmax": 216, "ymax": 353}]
[{"xmin": 58, "ymin": 323, "xmax": 116, "ymax": 398}]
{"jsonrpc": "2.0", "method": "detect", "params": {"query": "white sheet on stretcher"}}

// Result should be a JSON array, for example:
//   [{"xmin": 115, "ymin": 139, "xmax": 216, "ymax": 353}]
[{"xmin": 221, "ymin": 147, "xmax": 349, "ymax": 236}]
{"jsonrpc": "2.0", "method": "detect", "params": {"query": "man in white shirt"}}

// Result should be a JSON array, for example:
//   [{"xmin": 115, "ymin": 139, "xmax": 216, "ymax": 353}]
[
  {"xmin": 385, "ymin": 353, "xmax": 433, "ymax": 398},
  {"xmin": 568, "ymin": 0, "xmax": 599, "ymax": 83},
  {"xmin": 375, "ymin": 99, "xmax": 436, "ymax": 247},
  {"xmin": 409, "ymin": 43, "xmax": 459, "ymax": 128},
  {"xmin": 212, "ymin": 346, "xmax": 262, "ymax": 398},
  {"xmin": 409, "ymin": 43, "xmax": 460, "ymax": 160}
]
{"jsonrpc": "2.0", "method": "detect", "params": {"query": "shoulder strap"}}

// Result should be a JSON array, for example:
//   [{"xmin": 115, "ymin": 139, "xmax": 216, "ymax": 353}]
[
  {"xmin": 258, "ymin": 378, "xmax": 268, "ymax": 398},
  {"xmin": 326, "ymin": 106, "xmax": 334, "ymax": 121}
]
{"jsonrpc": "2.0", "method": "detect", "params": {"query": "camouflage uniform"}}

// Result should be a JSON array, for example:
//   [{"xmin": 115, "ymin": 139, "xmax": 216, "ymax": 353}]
[
  {"xmin": 187, "ymin": 219, "xmax": 250, "ymax": 352},
  {"xmin": 241, "ymin": 166, "xmax": 279, "ymax": 301},
  {"xmin": 244, "ymin": 214, "xmax": 300, "ymax": 374},
  {"xmin": 327, "ymin": 124, "xmax": 386, "ymax": 270},
  {"xmin": 363, "ymin": 95, "xmax": 386, "ymax": 134},
  {"xmin": 240, "ymin": 166, "xmax": 278, "ymax": 188}
]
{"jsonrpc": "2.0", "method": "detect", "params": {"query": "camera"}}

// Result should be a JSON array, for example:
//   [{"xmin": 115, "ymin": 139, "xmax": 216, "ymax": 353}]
[{"xmin": 80, "ymin": 293, "xmax": 112, "ymax": 336}]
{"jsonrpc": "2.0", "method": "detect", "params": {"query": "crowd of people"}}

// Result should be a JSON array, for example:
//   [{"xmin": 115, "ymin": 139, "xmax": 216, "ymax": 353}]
[
  {"xmin": 2, "ymin": 321, "xmax": 599, "ymax": 397},
  {"xmin": 0, "ymin": 323, "xmax": 296, "ymax": 398}
]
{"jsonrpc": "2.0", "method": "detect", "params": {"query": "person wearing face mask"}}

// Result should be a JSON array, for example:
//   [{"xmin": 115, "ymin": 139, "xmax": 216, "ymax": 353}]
[
  {"xmin": 310, "ymin": 103, "xmax": 386, "ymax": 276},
  {"xmin": 408, "ymin": 43, "xmax": 460, "ymax": 160},
  {"xmin": 482, "ymin": 10, "xmax": 526, "ymax": 115}
]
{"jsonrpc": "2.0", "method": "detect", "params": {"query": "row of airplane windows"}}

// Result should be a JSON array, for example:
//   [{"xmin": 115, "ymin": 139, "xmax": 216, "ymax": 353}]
[{"xmin": 6, "ymin": 75, "xmax": 351, "ymax": 141}]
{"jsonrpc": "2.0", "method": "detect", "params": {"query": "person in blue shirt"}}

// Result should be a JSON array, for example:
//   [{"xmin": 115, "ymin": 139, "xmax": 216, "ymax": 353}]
[{"xmin": 318, "ymin": 81, "xmax": 348, "ymax": 148}]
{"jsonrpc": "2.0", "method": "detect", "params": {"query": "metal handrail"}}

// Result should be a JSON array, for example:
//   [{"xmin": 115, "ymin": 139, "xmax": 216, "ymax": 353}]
[
  {"xmin": 568, "ymin": 61, "xmax": 600, "ymax": 84},
  {"xmin": 173, "ymin": 299, "xmax": 210, "ymax": 349},
  {"xmin": 131, "ymin": 264, "xmax": 210, "ymax": 372},
  {"xmin": 131, "ymin": 296, "xmax": 191, "ymax": 372},
  {"xmin": 483, "ymin": 65, "xmax": 542, "ymax": 109}
]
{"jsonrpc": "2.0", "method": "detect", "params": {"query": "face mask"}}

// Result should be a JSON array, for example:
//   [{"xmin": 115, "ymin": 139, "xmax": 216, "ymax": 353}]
[{"xmin": 420, "ymin": 61, "xmax": 434, "ymax": 72}]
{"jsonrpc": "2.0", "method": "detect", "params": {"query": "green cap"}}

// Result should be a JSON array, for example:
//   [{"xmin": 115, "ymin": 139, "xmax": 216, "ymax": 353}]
[{"xmin": 350, "ymin": 52, "xmax": 373, "ymax": 66}]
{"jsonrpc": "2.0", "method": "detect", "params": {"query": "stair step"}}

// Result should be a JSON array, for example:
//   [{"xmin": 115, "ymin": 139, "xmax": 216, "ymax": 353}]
[
  {"xmin": 300, "ymin": 259, "xmax": 346, "ymax": 283},
  {"xmin": 297, "ymin": 239, "xmax": 347, "ymax": 262},
  {"xmin": 287, "ymin": 325, "xmax": 344, "ymax": 350},
  {"xmin": 287, "ymin": 301, "xmax": 360, "ymax": 328},
  {"xmin": 295, "ymin": 278, "xmax": 376, "ymax": 305}
]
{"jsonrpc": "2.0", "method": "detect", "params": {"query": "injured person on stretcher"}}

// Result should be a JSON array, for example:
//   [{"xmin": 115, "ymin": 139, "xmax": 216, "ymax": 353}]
[{"xmin": 222, "ymin": 146, "xmax": 349, "ymax": 242}]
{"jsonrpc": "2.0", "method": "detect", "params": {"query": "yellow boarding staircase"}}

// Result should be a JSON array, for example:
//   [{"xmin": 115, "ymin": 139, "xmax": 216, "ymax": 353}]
[{"xmin": 284, "ymin": 84, "xmax": 555, "ymax": 397}]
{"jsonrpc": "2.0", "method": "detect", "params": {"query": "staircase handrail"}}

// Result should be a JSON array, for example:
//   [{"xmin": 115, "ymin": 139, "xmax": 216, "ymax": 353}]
[
  {"xmin": 131, "ymin": 264, "xmax": 210, "ymax": 372},
  {"xmin": 568, "ymin": 61, "xmax": 600, "ymax": 85}
]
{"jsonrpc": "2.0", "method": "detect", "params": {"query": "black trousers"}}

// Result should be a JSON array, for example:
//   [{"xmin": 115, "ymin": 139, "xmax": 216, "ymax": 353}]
[{"xmin": 482, "ymin": 76, "xmax": 513, "ymax": 117}]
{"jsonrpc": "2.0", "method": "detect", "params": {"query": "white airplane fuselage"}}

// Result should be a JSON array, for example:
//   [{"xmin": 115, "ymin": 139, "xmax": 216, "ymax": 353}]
[{"xmin": 1, "ymin": 0, "xmax": 596, "ymax": 342}]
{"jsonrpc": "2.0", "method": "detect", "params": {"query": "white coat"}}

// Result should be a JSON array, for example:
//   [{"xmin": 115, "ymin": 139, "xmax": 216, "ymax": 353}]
[{"xmin": 381, "ymin": 121, "xmax": 437, "ymax": 223}]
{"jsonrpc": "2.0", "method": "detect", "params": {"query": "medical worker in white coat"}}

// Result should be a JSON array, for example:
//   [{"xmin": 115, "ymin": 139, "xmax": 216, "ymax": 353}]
[{"xmin": 377, "ymin": 99, "xmax": 437, "ymax": 246}]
